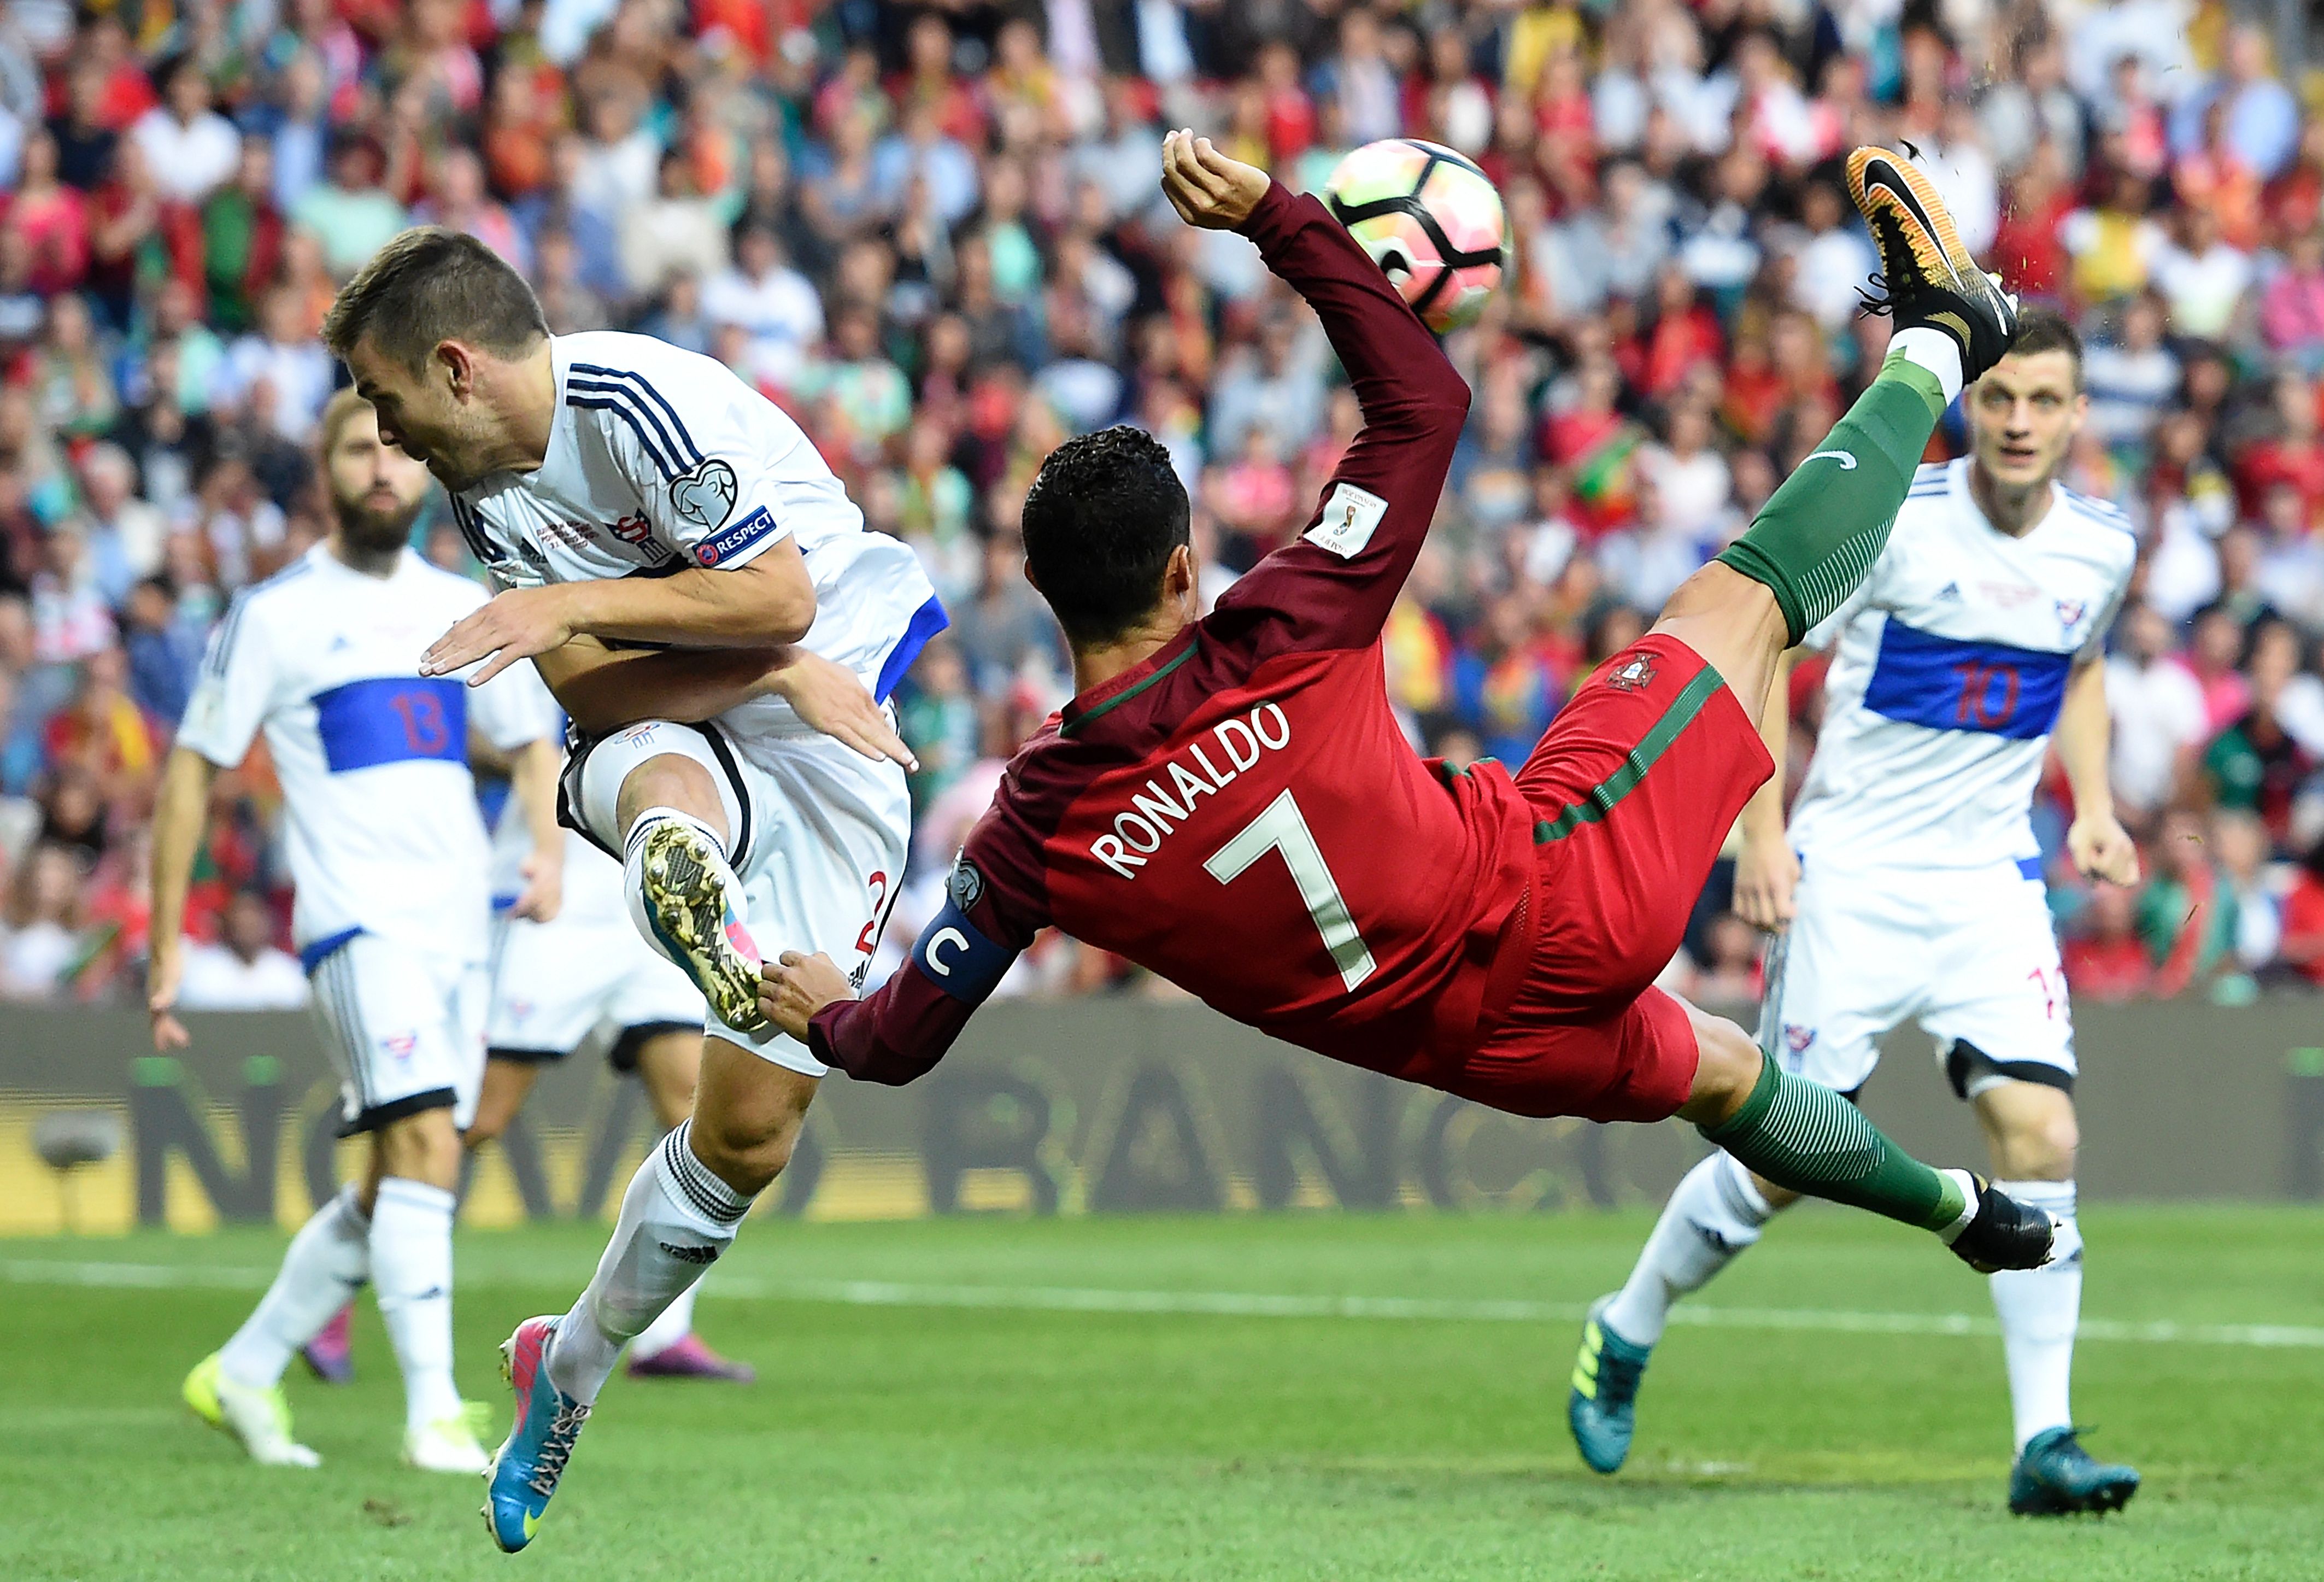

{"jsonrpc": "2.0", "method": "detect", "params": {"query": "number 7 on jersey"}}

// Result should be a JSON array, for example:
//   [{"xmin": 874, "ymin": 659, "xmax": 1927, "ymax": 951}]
[{"xmin": 1204, "ymin": 789, "xmax": 1377, "ymax": 991}]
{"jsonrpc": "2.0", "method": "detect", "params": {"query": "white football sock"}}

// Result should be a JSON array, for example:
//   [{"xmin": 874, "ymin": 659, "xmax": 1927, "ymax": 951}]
[
  {"xmin": 1989, "ymin": 1178, "xmax": 2081, "ymax": 1452},
  {"xmin": 219, "ymin": 1185, "xmax": 371, "ymax": 1390},
  {"xmin": 371, "ymin": 1176, "xmax": 462, "ymax": 1432},
  {"xmin": 549, "ymin": 1121, "xmax": 752, "ymax": 1403},
  {"xmin": 1886, "ymin": 326, "xmax": 1965, "ymax": 406},
  {"xmin": 629, "ymin": 1280, "xmax": 701, "ymax": 1360},
  {"xmin": 1602, "ymin": 1152, "xmax": 1775, "ymax": 1347}
]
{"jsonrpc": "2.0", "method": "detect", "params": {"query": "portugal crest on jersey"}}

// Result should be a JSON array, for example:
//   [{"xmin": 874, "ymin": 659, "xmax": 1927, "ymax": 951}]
[{"xmin": 1606, "ymin": 652, "xmax": 1658, "ymax": 692}]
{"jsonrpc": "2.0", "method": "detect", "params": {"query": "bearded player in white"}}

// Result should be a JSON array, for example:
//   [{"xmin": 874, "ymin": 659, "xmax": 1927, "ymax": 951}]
[
  {"xmin": 323, "ymin": 228, "xmax": 935, "ymax": 1551},
  {"xmin": 156, "ymin": 391, "xmax": 565, "ymax": 1473},
  {"xmin": 465, "ymin": 664, "xmax": 752, "ymax": 1382},
  {"xmin": 1569, "ymin": 310, "xmax": 2144, "ymax": 1515}
]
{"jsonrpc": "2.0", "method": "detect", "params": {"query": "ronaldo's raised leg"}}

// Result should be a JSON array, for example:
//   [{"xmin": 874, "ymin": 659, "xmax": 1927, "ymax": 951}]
[{"xmin": 1654, "ymin": 145, "xmax": 2019, "ymax": 724}]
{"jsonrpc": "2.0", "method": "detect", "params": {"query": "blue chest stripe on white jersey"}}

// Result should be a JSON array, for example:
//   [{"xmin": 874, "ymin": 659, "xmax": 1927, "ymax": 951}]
[
  {"xmin": 311, "ymin": 676, "xmax": 471, "ymax": 773},
  {"xmin": 876, "ymin": 595, "xmax": 952, "ymax": 704},
  {"xmin": 1861, "ymin": 619, "xmax": 2071, "ymax": 740}
]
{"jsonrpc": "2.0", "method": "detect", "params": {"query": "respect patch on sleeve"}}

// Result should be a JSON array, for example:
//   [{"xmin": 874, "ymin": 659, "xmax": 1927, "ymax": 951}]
[
  {"xmin": 692, "ymin": 503, "xmax": 783, "ymax": 567},
  {"xmin": 1303, "ymin": 482, "xmax": 1389, "ymax": 559}
]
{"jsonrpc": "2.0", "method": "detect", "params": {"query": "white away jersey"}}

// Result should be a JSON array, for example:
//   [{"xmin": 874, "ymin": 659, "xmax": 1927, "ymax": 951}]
[
  {"xmin": 450, "ymin": 332, "xmax": 947, "ymax": 735},
  {"xmin": 1786, "ymin": 459, "xmax": 2138, "ymax": 872},
  {"xmin": 178, "ymin": 546, "xmax": 549, "ymax": 966}
]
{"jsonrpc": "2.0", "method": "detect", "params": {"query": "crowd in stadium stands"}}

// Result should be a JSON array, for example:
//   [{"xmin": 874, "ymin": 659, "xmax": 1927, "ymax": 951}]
[{"xmin": 4, "ymin": 0, "xmax": 2324, "ymax": 1008}]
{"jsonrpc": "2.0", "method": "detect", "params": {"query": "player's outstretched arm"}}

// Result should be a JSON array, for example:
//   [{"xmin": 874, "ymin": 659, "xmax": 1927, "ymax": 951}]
[
  {"xmin": 504, "ymin": 736, "xmax": 566, "ymax": 922},
  {"xmin": 146, "ymin": 745, "xmax": 220, "ymax": 1051},
  {"xmin": 1732, "ymin": 648, "xmax": 1800, "ymax": 930},
  {"xmin": 773, "ymin": 815, "xmax": 1049, "ymax": 1082},
  {"xmin": 421, "ymin": 539, "xmax": 818, "ymax": 684},
  {"xmin": 2058, "ymin": 656, "xmax": 2139, "ymax": 886},
  {"xmin": 1164, "ymin": 133, "xmax": 1471, "ymax": 652},
  {"xmin": 535, "ymin": 638, "xmax": 917, "ymax": 769}
]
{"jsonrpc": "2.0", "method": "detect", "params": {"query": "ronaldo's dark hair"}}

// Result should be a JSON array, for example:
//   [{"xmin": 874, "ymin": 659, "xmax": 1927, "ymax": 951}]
[{"xmin": 1019, "ymin": 425, "xmax": 1191, "ymax": 646}]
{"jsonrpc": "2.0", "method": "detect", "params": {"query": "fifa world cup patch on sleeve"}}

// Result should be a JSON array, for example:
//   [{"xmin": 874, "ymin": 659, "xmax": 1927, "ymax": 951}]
[
  {"xmin": 1304, "ymin": 482, "xmax": 1389, "ymax": 559},
  {"xmin": 694, "ymin": 504, "xmax": 779, "ymax": 567}
]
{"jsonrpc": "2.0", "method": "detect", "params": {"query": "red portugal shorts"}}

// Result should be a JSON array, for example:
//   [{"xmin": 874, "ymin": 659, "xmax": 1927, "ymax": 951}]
[{"xmin": 1446, "ymin": 635, "xmax": 1774, "ymax": 1123}]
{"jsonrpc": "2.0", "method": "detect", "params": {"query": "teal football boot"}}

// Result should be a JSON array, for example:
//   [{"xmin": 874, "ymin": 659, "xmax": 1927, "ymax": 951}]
[
  {"xmin": 2009, "ymin": 1426, "xmax": 2140, "ymax": 1515},
  {"xmin": 1567, "ymin": 1296, "xmax": 1652, "ymax": 1474}
]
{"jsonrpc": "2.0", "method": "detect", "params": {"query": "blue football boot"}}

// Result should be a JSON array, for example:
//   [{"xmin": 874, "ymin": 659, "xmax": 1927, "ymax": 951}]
[{"xmin": 482, "ymin": 1316, "xmax": 592, "ymax": 1552}]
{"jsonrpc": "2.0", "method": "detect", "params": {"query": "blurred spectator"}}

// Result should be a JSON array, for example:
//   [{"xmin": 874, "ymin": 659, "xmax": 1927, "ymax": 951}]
[
  {"xmin": 2083, "ymin": 295, "xmax": 2179, "ymax": 448},
  {"xmin": 1, "ymin": 840, "xmax": 86, "ymax": 1000},
  {"xmin": 2199, "ymin": 619, "xmax": 2317, "ymax": 847},
  {"xmin": 292, "ymin": 132, "xmax": 406, "ymax": 277},
  {"xmin": 2169, "ymin": 24, "xmax": 2299, "ymax": 182},
  {"xmin": 2211, "ymin": 810, "xmax": 2282, "ymax": 973},
  {"xmin": 705, "ymin": 224, "xmax": 823, "ymax": 388},
  {"xmin": 2275, "ymin": 834, "xmax": 2324, "ymax": 987},
  {"xmin": 131, "ymin": 56, "xmax": 239, "ymax": 205},
  {"xmin": 2061, "ymin": 883, "xmax": 2152, "ymax": 1001},
  {"xmin": 175, "ymin": 888, "xmax": 308, "ymax": 1010},
  {"xmin": 2141, "ymin": 806, "xmax": 2241, "ymax": 997},
  {"xmin": 2107, "ymin": 603, "xmax": 2208, "ymax": 823}
]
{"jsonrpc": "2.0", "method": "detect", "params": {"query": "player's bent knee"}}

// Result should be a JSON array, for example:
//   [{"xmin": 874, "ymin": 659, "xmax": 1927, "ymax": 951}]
[
  {"xmin": 375, "ymin": 1105, "xmax": 463, "ymax": 1189},
  {"xmin": 1977, "ymin": 1079, "xmax": 2078, "ymax": 1180},
  {"xmin": 1999, "ymin": 1102, "xmax": 2079, "ymax": 1181},
  {"xmin": 1674, "ymin": 1008, "xmax": 1765, "ymax": 1127},
  {"xmin": 687, "ymin": 1108, "xmax": 802, "ymax": 1196},
  {"xmin": 614, "ymin": 749, "xmax": 731, "ymax": 847}
]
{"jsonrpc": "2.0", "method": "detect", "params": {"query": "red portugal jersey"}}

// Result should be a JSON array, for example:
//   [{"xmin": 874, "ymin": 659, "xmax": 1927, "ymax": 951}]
[{"xmin": 812, "ymin": 185, "xmax": 1537, "ymax": 1086}]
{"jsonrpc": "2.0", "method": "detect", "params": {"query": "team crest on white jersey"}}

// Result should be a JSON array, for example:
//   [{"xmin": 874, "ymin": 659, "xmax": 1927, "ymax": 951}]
[{"xmin": 1783, "ymin": 1023, "xmax": 1816, "ymax": 1053}]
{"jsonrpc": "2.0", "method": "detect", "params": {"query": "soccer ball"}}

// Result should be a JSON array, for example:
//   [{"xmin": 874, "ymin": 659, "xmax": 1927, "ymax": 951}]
[{"xmin": 1321, "ymin": 139, "xmax": 1509, "ymax": 335}]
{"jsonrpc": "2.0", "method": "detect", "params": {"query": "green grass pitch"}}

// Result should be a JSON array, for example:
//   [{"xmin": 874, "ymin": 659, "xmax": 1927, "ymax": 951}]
[{"xmin": 5, "ymin": 1206, "xmax": 2321, "ymax": 1581}]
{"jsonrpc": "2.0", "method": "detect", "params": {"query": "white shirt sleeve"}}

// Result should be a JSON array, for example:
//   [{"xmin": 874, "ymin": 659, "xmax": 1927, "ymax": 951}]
[
  {"xmin": 175, "ymin": 596, "xmax": 280, "ymax": 767},
  {"xmin": 586, "ymin": 367, "xmax": 797, "ymax": 573},
  {"xmin": 467, "ymin": 655, "xmax": 564, "ymax": 754}
]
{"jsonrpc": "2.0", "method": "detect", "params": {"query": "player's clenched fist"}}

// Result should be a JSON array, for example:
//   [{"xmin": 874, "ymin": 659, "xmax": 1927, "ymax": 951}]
[
  {"xmin": 1159, "ymin": 130, "xmax": 1268, "ymax": 231},
  {"xmin": 422, "ymin": 584, "xmax": 578, "ymax": 684},
  {"xmin": 759, "ymin": 950, "xmax": 854, "ymax": 1042},
  {"xmin": 2067, "ymin": 811, "xmax": 2140, "ymax": 888}
]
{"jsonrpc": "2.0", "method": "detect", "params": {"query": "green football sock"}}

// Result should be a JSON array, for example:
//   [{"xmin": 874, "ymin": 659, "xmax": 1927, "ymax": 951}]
[
  {"xmin": 1715, "ymin": 353, "xmax": 1949, "ymax": 643},
  {"xmin": 1700, "ymin": 1052, "xmax": 1970, "ymax": 1234}
]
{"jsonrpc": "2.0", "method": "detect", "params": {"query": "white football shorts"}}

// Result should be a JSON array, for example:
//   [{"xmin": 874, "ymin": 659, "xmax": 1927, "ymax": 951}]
[
  {"xmin": 1757, "ymin": 854, "xmax": 2077, "ymax": 1100},
  {"xmin": 485, "ymin": 907, "xmax": 705, "ymax": 1066},
  {"xmin": 304, "ymin": 930, "xmax": 489, "ymax": 1135},
  {"xmin": 566, "ymin": 716, "xmax": 910, "ymax": 1077}
]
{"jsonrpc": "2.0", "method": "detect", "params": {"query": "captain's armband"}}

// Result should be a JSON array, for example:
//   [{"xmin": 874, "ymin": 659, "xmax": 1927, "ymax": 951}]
[{"xmin": 910, "ymin": 859, "xmax": 1016, "ymax": 1002}]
